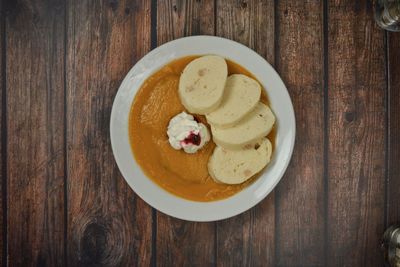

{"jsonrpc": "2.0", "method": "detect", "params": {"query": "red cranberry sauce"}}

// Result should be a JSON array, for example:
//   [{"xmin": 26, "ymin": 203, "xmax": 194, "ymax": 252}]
[{"xmin": 182, "ymin": 131, "xmax": 201, "ymax": 146}]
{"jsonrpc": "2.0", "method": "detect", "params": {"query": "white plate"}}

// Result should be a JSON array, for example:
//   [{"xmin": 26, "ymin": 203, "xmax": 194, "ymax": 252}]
[{"xmin": 110, "ymin": 36, "xmax": 295, "ymax": 222}]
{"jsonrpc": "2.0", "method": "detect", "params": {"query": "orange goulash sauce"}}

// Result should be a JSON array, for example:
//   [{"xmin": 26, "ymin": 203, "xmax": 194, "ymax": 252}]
[{"xmin": 129, "ymin": 56, "xmax": 276, "ymax": 202}]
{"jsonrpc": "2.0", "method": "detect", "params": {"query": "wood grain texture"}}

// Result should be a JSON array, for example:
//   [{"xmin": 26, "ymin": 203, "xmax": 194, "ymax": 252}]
[
  {"xmin": 388, "ymin": 32, "xmax": 400, "ymax": 225},
  {"xmin": 156, "ymin": 1, "xmax": 216, "ymax": 266},
  {"xmin": 157, "ymin": 0, "xmax": 215, "ymax": 44},
  {"xmin": 327, "ymin": 1, "xmax": 386, "ymax": 266},
  {"xmin": 6, "ymin": 0, "xmax": 66, "ymax": 266},
  {"xmin": 215, "ymin": 1, "xmax": 275, "ymax": 266},
  {"xmin": 1, "ymin": 1, "xmax": 394, "ymax": 265},
  {"xmin": 0, "ymin": 0, "xmax": 5, "ymax": 266},
  {"xmin": 275, "ymin": 1, "xmax": 325, "ymax": 266},
  {"xmin": 66, "ymin": 0, "xmax": 152, "ymax": 266},
  {"xmin": 216, "ymin": 0, "xmax": 275, "ymax": 66}
]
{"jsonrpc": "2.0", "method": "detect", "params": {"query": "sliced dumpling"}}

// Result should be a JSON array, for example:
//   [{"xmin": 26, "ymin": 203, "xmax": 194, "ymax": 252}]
[
  {"xmin": 206, "ymin": 74, "xmax": 261, "ymax": 128},
  {"xmin": 208, "ymin": 138, "xmax": 272, "ymax": 184},
  {"xmin": 179, "ymin": 55, "xmax": 227, "ymax": 114},
  {"xmin": 211, "ymin": 102, "xmax": 275, "ymax": 149}
]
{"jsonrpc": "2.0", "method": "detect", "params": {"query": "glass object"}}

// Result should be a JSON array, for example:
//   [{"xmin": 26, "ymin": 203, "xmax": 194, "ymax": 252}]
[
  {"xmin": 375, "ymin": 0, "xmax": 400, "ymax": 31},
  {"xmin": 382, "ymin": 225, "xmax": 400, "ymax": 267}
]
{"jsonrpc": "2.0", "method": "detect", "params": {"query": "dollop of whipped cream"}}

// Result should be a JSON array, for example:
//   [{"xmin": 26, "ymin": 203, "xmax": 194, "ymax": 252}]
[{"xmin": 167, "ymin": 112, "xmax": 210, "ymax": 154}]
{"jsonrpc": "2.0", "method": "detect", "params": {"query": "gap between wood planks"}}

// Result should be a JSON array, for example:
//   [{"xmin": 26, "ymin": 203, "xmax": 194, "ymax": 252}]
[
  {"xmin": 1, "ymin": 0, "xmax": 7, "ymax": 265},
  {"xmin": 150, "ymin": 1, "xmax": 158, "ymax": 267}
]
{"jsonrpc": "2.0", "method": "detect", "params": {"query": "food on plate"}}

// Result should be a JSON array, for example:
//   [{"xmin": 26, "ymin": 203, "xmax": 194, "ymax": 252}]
[
  {"xmin": 129, "ymin": 55, "xmax": 276, "ymax": 201},
  {"xmin": 178, "ymin": 55, "xmax": 227, "ymax": 114},
  {"xmin": 167, "ymin": 111, "xmax": 210, "ymax": 154},
  {"xmin": 206, "ymin": 74, "xmax": 261, "ymax": 128},
  {"xmin": 210, "ymin": 102, "xmax": 275, "ymax": 150},
  {"xmin": 208, "ymin": 138, "xmax": 272, "ymax": 184}
]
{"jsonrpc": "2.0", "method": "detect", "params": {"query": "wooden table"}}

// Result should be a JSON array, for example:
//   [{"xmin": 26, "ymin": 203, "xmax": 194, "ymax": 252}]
[{"xmin": 1, "ymin": 0, "xmax": 399, "ymax": 266}]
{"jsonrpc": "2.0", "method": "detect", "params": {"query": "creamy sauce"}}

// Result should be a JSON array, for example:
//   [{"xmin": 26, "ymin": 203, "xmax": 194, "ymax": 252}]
[{"xmin": 129, "ymin": 56, "xmax": 276, "ymax": 201}]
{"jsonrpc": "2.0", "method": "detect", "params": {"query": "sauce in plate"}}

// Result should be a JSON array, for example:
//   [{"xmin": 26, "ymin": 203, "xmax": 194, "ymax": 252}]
[{"xmin": 129, "ymin": 56, "xmax": 275, "ymax": 201}]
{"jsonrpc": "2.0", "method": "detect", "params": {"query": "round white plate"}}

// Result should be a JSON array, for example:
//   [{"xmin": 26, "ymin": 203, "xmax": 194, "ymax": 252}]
[{"xmin": 110, "ymin": 36, "xmax": 295, "ymax": 222}]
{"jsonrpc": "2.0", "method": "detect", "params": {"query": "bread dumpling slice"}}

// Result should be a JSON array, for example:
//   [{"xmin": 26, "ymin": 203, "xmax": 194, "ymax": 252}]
[
  {"xmin": 211, "ymin": 102, "xmax": 275, "ymax": 149},
  {"xmin": 206, "ymin": 74, "xmax": 261, "ymax": 128},
  {"xmin": 179, "ymin": 55, "xmax": 227, "ymax": 114},
  {"xmin": 208, "ymin": 138, "xmax": 272, "ymax": 184}
]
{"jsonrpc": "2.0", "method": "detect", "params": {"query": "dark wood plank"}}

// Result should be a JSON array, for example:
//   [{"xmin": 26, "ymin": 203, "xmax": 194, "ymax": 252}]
[
  {"xmin": 215, "ymin": 1, "xmax": 275, "ymax": 266},
  {"xmin": 6, "ymin": 0, "xmax": 66, "ymax": 266},
  {"xmin": 275, "ymin": 1, "xmax": 325, "ymax": 266},
  {"xmin": 388, "ymin": 33, "xmax": 400, "ymax": 225},
  {"xmin": 0, "ymin": 0, "xmax": 5, "ymax": 266},
  {"xmin": 327, "ymin": 1, "xmax": 386, "ymax": 266},
  {"xmin": 216, "ymin": 0, "xmax": 275, "ymax": 64},
  {"xmin": 66, "ymin": 1, "xmax": 152, "ymax": 266},
  {"xmin": 157, "ymin": 0, "xmax": 215, "ymax": 43},
  {"xmin": 155, "ymin": 1, "xmax": 216, "ymax": 266}
]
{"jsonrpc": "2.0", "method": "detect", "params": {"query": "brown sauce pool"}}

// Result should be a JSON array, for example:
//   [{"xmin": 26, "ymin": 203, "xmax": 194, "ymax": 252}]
[{"xmin": 129, "ymin": 56, "xmax": 276, "ymax": 202}]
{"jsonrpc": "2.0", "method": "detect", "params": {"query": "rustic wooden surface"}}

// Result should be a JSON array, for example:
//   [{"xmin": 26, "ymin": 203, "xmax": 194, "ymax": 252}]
[
  {"xmin": 0, "ymin": 1, "xmax": 5, "ymax": 267},
  {"xmin": 327, "ymin": 1, "xmax": 387, "ymax": 266},
  {"xmin": 5, "ymin": 1, "xmax": 66, "ymax": 266},
  {"xmin": 66, "ymin": 0, "xmax": 152, "ymax": 266},
  {"xmin": 1, "ymin": 0, "xmax": 399, "ymax": 266},
  {"xmin": 275, "ymin": 1, "xmax": 325, "ymax": 266},
  {"xmin": 388, "ymin": 32, "xmax": 400, "ymax": 227}
]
